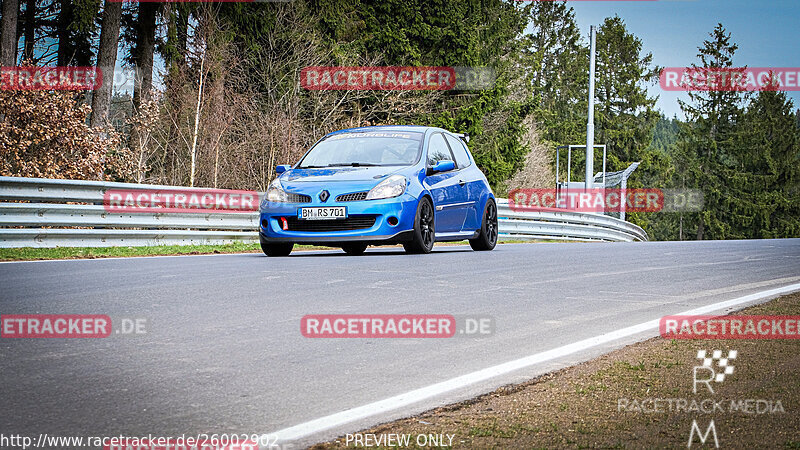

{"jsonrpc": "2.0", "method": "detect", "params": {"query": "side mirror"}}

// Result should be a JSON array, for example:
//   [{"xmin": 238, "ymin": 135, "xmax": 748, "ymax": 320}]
[
  {"xmin": 431, "ymin": 160, "xmax": 455, "ymax": 173},
  {"xmin": 275, "ymin": 165, "xmax": 291, "ymax": 174}
]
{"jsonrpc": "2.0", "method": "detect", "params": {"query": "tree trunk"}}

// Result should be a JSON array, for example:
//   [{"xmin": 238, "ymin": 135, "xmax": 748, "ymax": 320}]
[
  {"xmin": 129, "ymin": 2, "xmax": 158, "ymax": 153},
  {"xmin": 90, "ymin": 0, "xmax": 122, "ymax": 128},
  {"xmin": 132, "ymin": 2, "xmax": 157, "ymax": 109},
  {"xmin": 189, "ymin": 51, "xmax": 205, "ymax": 187},
  {"xmin": 21, "ymin": 0, "xmax": 33, "ymax": 61},
  {"xmin": 177, "ymin": 8, "xmax": 188, "ymax": 57},
  {"xmin": 1, "ymin": 0, "xmax": 19, "ymax": 66},
  {"xmin": 56, "ymin": 0, "xmax": 71, "ymax": 65},
  {"xmin": 696, "ymin": 218, "xmax": 704, "ymax": 240}
]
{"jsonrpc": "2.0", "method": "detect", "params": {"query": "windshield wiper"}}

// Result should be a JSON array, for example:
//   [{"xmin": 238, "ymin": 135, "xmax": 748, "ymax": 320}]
[{"xmin": 328, "ymin": 162, "xmax": 381, "ymax": 167}]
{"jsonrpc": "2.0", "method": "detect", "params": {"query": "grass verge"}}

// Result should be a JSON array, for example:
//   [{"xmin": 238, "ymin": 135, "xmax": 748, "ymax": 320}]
[
  {"xmin": 0, "ymin": 239, "xmax": 541, "ymax": 261},
  {"xmin": 313, "ymin": 292, "xmax": 800, "ymax": 449},
  {"xmin": 0, "ymin": 243, "xmax": 316, "ymax": 261}
]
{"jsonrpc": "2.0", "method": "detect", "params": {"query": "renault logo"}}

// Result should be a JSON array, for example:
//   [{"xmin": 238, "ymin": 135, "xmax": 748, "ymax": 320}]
[{"xmin": 319, "ymin": 190, "xmax": 330, "ymax": 202}]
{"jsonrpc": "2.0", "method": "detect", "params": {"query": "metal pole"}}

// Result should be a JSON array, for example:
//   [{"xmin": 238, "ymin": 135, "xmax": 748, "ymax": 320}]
[
  {"xmin": 555, "ymin": 147, "xmax": 561, "ymax": 208},
  {"xmin": 602, "ymin": 145, "xmax": 607, "ymax": 187},
  {"xmin": 585, "ymin": 25, "xmax": 596, "ymax": 191},
  {"xmin": 555, "ymin": 146, "xmax": 560, "ymax": 187},
  {"xmin": 567, "ymin": 147, "xmax": 572, "ymax": 184},
  {"xmin": 620, "ymin": 177, "xmax": 627, "ymax": 221}
]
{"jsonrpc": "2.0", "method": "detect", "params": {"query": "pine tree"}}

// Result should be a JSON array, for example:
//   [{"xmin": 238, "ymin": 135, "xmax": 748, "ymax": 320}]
[
  {"xmin": 56, "ymin": 0, "xmax": 100, "ymax": 66},
  {"xmin": 732, "ymin": 89, "xmax": 800, "ymax": 237},
  {"xmin": 675, "ymin": 23, "xmax": 745, "ymax": 239},
  {"xmin": 595, "ymin": 16, "xmax": 660, "ymax": 168},
  {"xmin": 522, "ymin": 1, "xmax": 588, "ymax": 147},
  {"xmin": 593, "ymin": 16, "xmax": 667, "ymax": 231}
]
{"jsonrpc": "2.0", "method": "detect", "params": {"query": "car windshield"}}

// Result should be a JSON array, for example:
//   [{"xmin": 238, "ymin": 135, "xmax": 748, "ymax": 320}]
[{"xmin": 298, "ymin": 131, "xmax": 423, "ymax": 168}]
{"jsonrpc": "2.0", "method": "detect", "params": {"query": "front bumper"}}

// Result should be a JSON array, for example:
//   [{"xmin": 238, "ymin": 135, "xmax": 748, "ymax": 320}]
[{"xmin": 259, "ymin": 193, "xmax": 418, "ymax": 245}]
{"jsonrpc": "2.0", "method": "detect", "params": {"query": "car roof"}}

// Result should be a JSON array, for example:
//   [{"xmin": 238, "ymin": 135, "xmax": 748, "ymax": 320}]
[{"xmin": 325, "ymin": 125, "xmax": 449, "ymax": 136}]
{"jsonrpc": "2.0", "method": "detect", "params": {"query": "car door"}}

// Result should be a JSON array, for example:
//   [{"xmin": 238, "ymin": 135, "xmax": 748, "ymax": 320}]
[
  {"xmin": 444, "ymin": 133, "xmax": 481, "ymax": 231},
  {"xmin": 425, "ymin": 133, "xmax": 469, "ymax": 233}
]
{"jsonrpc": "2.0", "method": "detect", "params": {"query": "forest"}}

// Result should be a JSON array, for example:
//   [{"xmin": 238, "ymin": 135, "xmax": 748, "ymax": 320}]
[{"xmin": 1, "ymin": 0, "xmax": 798, "ymax": 240}]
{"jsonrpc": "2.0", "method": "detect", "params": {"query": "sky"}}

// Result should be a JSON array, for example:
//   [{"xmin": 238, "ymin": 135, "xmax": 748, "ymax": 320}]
[{"xmin": 566, "ymin": 0, "xmax": 800, "ymax": 119}]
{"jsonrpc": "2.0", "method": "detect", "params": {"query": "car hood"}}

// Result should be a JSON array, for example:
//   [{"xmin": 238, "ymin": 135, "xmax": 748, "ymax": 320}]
[{"xmin": 281, "ymin": 166, "xmax": 407, "ymax": 183}]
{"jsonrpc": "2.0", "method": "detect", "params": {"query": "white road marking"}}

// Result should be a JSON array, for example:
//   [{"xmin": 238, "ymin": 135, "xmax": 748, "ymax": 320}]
[{"xmin": 262, "ymin": 282, "xmax": 800, "ymax": 443}]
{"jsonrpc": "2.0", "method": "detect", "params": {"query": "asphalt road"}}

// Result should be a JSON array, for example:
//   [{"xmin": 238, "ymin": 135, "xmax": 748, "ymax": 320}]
[{"xmin": 1, "ymin": 239, "xmax": 799, "ymax": 448}]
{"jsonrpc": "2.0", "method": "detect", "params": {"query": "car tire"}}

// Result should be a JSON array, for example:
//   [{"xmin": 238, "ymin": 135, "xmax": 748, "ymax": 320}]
[
  {"xmin": 261, "ymin": 241, "xmax": 294, "ymax": 257},
  {"xmin": 403, "ymin": 197, "xmax": 435, "ymax": 254},
  {"xmin": 342, "ymin": 244, "xmax": 368, "ymax": 255},
  {"xmin": 469, "ymin": 198, "xmax": 498, "ymax": 251}
]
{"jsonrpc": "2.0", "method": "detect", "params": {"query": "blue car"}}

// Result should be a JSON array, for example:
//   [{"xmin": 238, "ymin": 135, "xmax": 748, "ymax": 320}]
[{"xmin": 258, "ymin": 125, "xmax": 498, "ymax": 256}]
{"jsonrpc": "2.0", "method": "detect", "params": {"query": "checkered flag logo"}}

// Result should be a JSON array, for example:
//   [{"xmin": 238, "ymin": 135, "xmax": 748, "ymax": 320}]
[{"xmin": 697, "ymin": 349, "xmax": 737, "ymax": 382}]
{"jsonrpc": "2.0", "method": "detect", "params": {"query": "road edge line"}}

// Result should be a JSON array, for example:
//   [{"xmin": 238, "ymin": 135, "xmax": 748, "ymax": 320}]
[{"xmin": 262, "ymin": 282, "xmax": 800, "ymax": 443}]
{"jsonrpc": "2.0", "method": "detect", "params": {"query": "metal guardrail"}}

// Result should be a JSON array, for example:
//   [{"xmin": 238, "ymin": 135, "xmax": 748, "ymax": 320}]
[
  {"xmin": 496, "ymin": 199, "xmax": 648, "ymax": 242},
  {"xmin": 0, "ymin": 176, "xmax": 647, "ymax": 248},
  {"xmin": 0, "ymin": 176, "xmax": 260, "ymax": 248}
]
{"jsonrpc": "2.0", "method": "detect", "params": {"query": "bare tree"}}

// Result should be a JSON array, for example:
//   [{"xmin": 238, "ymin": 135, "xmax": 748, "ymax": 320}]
[
  {"xmin": 132, "ymin": 2, "xmax": 158, "ymax": 108},
  {"xmin": 506, "ymin": 118, "xmax": 555, "ymax": 191},
  {"xmin": 21, "ymin": 0, "xmax": 33, "ymax": 60},
  {"xmin": 189, "ymin": 47, "xmax": 204, "ymax": 187},
  {"xmin": 126, "ymin": 2, "xmax": 452, "ymax": 191},
  {"xmin": 1, "ymin": 0, "xmax": 19, "ymax": 66},
  {"xmin": 90, "ymin": 0, "xmax": 123, "ymax": 128}
]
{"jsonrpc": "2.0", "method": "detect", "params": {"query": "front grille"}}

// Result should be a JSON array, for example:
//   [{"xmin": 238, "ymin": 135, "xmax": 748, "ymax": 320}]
[
  {"xmin": 286, "ymin": 216, "xmax": 376, "ymax": 232},
  {"xmin": 336, "ymin": 191, "xmax": 368, "ymax": 202},
  {"xmin": 286, "ymin": 192, "xmax": 312, "ymax": 203}
]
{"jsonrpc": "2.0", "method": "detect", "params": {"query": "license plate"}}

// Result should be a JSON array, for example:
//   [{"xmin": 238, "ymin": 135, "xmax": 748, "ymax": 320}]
[{"xmin": 297, "ymin": 207, "xmax": 347, "ymax": 220}]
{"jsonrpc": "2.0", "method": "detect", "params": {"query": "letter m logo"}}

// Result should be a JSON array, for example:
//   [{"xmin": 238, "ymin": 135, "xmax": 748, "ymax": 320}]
[{"xmin": 688, "ymin": 420, "xmax": 718, "ymax": 448}]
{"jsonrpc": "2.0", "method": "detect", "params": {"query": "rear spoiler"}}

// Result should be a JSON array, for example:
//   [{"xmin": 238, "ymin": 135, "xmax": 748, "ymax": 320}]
[{"xmin": 453, "ymin": 132, "xmax": 470, "ymax": 143}]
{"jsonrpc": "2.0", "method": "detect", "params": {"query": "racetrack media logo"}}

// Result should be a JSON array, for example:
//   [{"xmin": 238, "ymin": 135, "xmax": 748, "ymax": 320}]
[
  {"xmin": 693, "ymin": 350, "xmax": 736, "ymax": 394},
  {"xmin": 688, "ymin": 349, "xmax": 734, "ymax": 448},
  {"xmin": 616, "ymin": 349, "xmax": 786, "ymax": 448}
]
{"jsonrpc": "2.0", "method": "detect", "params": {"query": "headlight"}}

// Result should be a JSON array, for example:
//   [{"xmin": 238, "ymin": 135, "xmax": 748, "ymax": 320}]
[
  {"xmin": 266, "ymin": 179, "xmax": 288, "ymax": 203},
  {"xmin": 366, "ymin": 175, "xmax": 407, "ymax": 200}
]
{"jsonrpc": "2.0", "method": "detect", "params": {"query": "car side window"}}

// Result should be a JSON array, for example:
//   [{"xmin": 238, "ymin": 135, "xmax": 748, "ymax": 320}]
[
  {"xmin": 426, "ymin": 133, "xmax": 454, "ymax": 167},
  {"xmin": 445, "ymin": 134, "xmax": 472, "ymax": 169}
]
